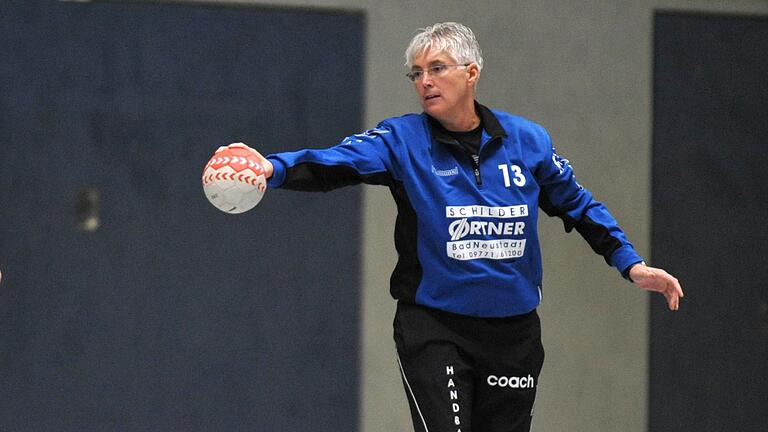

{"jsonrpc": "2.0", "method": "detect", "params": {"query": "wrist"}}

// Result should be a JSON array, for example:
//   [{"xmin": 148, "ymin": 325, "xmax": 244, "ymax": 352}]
[{"xmin": 624, "ymin": 261, "xmax": 646, "ymax": 283}]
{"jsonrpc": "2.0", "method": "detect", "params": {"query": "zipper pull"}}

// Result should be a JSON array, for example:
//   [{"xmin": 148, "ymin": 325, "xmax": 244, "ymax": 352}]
[{"xmin": 471, "ymin": 154, "xmax": 482, "ymax": 186}]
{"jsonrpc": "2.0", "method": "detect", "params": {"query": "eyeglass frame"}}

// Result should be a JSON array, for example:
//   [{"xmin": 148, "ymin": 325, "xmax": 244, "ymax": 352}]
[{"xmin": 406, "ymin": 63, "xmax": 472, "ymax": 82}]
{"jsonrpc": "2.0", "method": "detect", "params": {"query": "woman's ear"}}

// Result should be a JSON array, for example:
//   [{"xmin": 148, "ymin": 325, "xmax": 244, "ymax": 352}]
[{"xmin": 467, "ymin": 63, "xmax": 480, "ymax": 85}]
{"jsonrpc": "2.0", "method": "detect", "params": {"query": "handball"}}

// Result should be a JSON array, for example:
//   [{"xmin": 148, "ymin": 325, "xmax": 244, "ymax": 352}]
[{"xmin": 202, "ymin": 143, "xmax": 267, "ymax": 214}]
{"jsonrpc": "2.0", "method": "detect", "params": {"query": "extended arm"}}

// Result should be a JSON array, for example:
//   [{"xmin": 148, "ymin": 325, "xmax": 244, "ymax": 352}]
[
  {"xmin": 229, "ymin": 127, "xmax": 395, "ymax": 192},
  {"xmin": 532, "ymin": 127, "xmax": 683, "ymax": 310}
]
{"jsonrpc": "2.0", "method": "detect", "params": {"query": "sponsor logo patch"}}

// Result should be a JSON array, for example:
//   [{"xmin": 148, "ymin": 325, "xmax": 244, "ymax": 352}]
[{"xmin": 445, "ymin": 205, "xmax": 528, "ymax": 260}]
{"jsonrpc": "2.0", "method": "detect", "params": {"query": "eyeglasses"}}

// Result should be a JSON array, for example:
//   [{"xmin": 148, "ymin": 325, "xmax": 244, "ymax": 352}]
[{"xmin": 406, "ymin": 63, "xmax": 471, "ymax": 82}]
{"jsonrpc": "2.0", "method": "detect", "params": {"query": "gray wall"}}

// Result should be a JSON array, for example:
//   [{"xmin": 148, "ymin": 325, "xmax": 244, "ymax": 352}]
[{"xmin": 115, "ymin": 1, "xmax": 768, "ymax": 431}]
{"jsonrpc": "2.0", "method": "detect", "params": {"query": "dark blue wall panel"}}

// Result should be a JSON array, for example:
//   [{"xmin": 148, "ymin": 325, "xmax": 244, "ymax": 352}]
[
  {"xmin": 0, "ymin": 1, "xmax": 364, "ymax": 430},
  {"xmin": 651, "ymin": 11, "xmax": 768, "ymax": 432}
]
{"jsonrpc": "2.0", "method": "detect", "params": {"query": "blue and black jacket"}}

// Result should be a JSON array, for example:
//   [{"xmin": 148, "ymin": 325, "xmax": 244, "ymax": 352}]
[{"xmin": 266, "ymin": 102, "xmax": 643, "ymax": 317}]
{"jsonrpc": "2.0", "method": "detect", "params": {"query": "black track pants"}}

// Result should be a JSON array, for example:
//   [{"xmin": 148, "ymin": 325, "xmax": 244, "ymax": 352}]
[{"xmin": 394, "ymin": 301, "xmax": 545, "ymax": 432}]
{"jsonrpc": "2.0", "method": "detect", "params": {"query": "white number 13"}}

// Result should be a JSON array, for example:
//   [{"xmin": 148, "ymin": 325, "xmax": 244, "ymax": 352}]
[{"xmin": 498, "ymin": 164, "xmax": 526, "ymax": 187}]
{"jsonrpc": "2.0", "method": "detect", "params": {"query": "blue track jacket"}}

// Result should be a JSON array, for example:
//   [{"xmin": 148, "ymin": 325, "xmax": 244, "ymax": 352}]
[{"xmin": 266, "ymin": 102, "xmax": 643, "ymax": 317}]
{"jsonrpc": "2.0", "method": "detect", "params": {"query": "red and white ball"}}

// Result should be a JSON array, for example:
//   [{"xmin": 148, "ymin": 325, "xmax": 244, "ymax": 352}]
[{"xmin": 202, "ymin": 143, "xmax": 267, "ymax": 214}]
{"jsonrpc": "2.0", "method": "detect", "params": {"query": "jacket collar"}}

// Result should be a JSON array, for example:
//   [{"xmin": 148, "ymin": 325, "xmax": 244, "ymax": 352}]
[{"xmin": 426, "ymin": 101, "xmax": 508, "ymax": 145}]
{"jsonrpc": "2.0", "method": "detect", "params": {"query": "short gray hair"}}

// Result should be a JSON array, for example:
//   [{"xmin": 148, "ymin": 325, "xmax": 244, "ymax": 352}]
[{"xmin": 404, "ymin": 22, "xmax": 483, "ymax": 70}]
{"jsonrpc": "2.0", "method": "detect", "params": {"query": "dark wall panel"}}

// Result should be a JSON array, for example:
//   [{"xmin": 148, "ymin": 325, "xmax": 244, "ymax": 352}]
[
  {"xmin": 651, "ymin": 12, "xmax": 768, "ymax": 432},
  {"xmin": 0, "ymin": 1, "xmax": 364, "ymax": 431}
]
